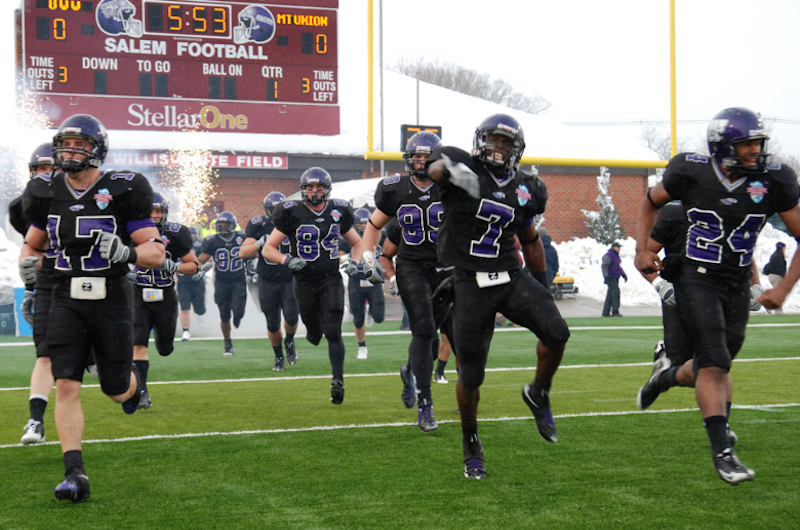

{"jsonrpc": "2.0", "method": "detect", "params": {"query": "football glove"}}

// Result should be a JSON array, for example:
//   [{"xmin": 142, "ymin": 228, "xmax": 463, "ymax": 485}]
[
  {"xmin": 441, "ymin": 154, "xmax": 480, "ymax": 199},
  {"xmin": 361, "ymin": 251, "xmax": 386, "ymax": 284},
  {"xmin": 21, "ymin": 289, "xmax": 34, "ymax": 326},
  {"xmin": 200, "ymin": 262, "xmax": 214, "ymax": 272},
  {"xmin": 431, "ymin": 275, "xmax": 455, "ymax": 306},
  {"xmin": 285, "ymin": 256, "xmax": 307, "ymax": 272},
  {"xmin": 750, "ymin": 284, "xmax": 765, "ymax": 311},
  {"xmin": 98, "ymin": 232, "xmax": 131, "ymax": 263},
  {"xmin": 127, "ymin": 270, "xmax": 138, "ymax": 284},
  {"xmin": 163, "ymin": 258, "xmax": 179, "ymax": 274},
  {"xmin": 652, "ymin": 277, "xmax": 676, "ymax": 306},
  {"xmin": 18, "ymin": 256, "xmax": 39, "ymax": 285},
  {"xmin": 342, "ymin": 259, "xmax": 360, "ymax": 277},
  {"xmin": 256, "ymin": 234, "xmax": 268, "ymax": 250},
  {"xmin": 192, "ymin": 270, "xmax": 206, "ymax": 282},
  {"xmin": 389, "ymin": 276, "xmax": 400, "ymax": 297}
]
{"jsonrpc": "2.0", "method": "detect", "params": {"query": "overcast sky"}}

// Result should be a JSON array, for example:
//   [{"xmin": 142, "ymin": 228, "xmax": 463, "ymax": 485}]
[{"xmin": 2, "ymin": 0, "xmax": 800, "ymax": 161}]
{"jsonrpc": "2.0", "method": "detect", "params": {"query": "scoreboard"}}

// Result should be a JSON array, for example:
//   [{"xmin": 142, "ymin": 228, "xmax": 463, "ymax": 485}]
[{"xmin": 19, "ymin": 0, "xmax": 339, "ymax": 134}]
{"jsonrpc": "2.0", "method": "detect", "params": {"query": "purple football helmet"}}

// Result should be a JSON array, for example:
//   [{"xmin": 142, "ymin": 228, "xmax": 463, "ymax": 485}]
[
  {"xmin": 216, "ymin": 211, "xmax": 237, "ymax": 235},
  {"xmin": 404, "ymin": 131, "xmax": 442, "ymax": 179},
  {"xmin": 233, "ymin": 4, "xmax": 276, "ymax": 44},
  {"xmin": 152, "ymin": 192, "xmax": 169, "ymax": 230},
  {"xmin": 28, "ymin": 142, "xmax": 54, "ymax": 178},
  {"xmin": 263, "ymin": 191, "xmax": 286, "ymax": 218},
  {"xmin": 53, "ymin": 114, "xmax": 109, "ymax": 173},
  {"xmin": 96, "ymin": 0, "xmax": 143, "ymax": 37},
  {"xmin": 354, "ymin": 208, "xmax": 371, "ymax": 224},
  {"xmin": 707, "ymin": 107, "xmax": 769, "ymax": 174},
  {"xmin": 299, "ymin": 167, "xmax": 332, "ymax": 206},
  {"xmin": 472, "ymin": 113, "xmax": 525, "ymax": 175}
]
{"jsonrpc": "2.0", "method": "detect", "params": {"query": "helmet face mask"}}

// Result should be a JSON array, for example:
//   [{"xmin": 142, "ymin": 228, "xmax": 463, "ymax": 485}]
[
  {"xmin": 152, "ymin": 192, "xmax": 169, "ymax": 230},
  {"xmin": 472, "ymin": 114, "xmax": 525, "ymax": 175},
  {"xmin": 216, "ymin": 211, "xmax": 237, "ymax": 236},
  {"xmin": 263, "ymin": 191, "xmax": 286, "ymax": 219},
  {"xmin": 404, "ymin": 131, "xmax": 442, "ymax": 179},
  {"xmin": 707, "ymin": 107, "xmax": 769, "ymax": 174},
  {"xmin": 53, "ymin": 114, "xmax": 109, "ymax": 173},
  {"xmin": 29, "ymin": 142, "xmax": 54, "ymax": 178},
  {"xmin": 299, "ymin": 167, "xmax": 332, "ymax": 206}
]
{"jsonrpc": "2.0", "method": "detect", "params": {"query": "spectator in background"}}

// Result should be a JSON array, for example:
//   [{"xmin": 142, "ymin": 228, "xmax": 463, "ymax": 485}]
[
  {"xmin": 763, "ymin": 242, "xmax": 787, "ymax": 313},
  {"xmin": 601, "ymin": 242, "xmax": 627, "ymax": 317},
  {"xmin": 540, "ymin": 228, "xmax": 559, "ymax": 286}
]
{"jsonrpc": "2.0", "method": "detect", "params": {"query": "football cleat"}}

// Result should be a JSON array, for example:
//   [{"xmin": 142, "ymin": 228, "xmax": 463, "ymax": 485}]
[
  {"xmin": 636, "ymin": 351, "xmax": 673, "ymax": 409},
  {"xmin": 522, "ymin": 384, "xmax": 559, "ymax": 443},
  {"xmin": 223, "ymin": 339, "xmax": 234, "ymax": 356},
  {"xmin": 400, "ymin": 364, "xmax": 416, "ymax": 409},
  {"xmin": 137, "ymin": 390, "xmax": 153, "ymax": 410},
  {"xmin": 121, "ymin": 365, "xmax": 145, "ymax": 414},
  {"xmin": 418, "ymin": 399, "xmax": 438, "ymax": 432},
  {"xmin": 21, "ymin": 419, "xmax": 45, "ymax": 445},
  {"xmin": 713, "ymin": 448, "xmax": 754, "ymax": 485},
  {"xmin": 330, "ymin": 379, "xmax": 345, "ymax": 405},
  {"xmin": 434, "ymin": 372, "xmax": 449, "ymax": 384},
  {"xmin": 653, "ymin": 340, "xmax": 666, "ymax": 362},
  {"xmin": 55, "ymin": 471, "xmax": 91, "ymax": 503},
  {"xmin": 273, "ymin": 356, "xmax": 285, "ymax": 372},
  {"xmin": 357, "ymin": 346, "xmax": 368, "ymax": 360},
  {"xmin": 181, "ymin": 330, "xmax": 191, "ymax": 342},
  {"xmin": 463, "ymin": 433, "xmax": 486, "ymax": 479},
  {"xmin": 285, "ymin": 339, "xmax": 298, "ymax": 365}
]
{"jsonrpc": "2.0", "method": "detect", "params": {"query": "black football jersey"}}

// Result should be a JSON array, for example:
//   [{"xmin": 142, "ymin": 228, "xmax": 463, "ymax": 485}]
[
  {"xmin": 8, "ymin": 195, "xmax": 28, "ymax": 237},
  {"xmin": 384, "ymin": 217, "xmax": 402, "ymax": 247},
  {"xmin": 650, "ymin": 202, "xmax": 687, "ymax": 282},
  {"xmin": 201, "ymin": 230, "xmax": 247, "ymax": 282},
  {"xmin": 428, "ymin": 146, "xmax": 548, "ymax": 272},
  {"xmin": 26, "ymin": 170, "xmax": 155, "ymax": 279},
  {"xmin": 244, "ymin": 215, "xmax": 292, "ymax": 282},
  {"xmin": 374, "ymin": 174, "xmax": 442, "ymax": 266},
  {"xmin": 662, "ymin": 153, "xmax": 799, "ymax": 276},
  {"xmin": 272, "ymin": 198, "xmax": 355, "ymax": 278},
  {"xmin": 132, "ymin": 223, "xmax": 193, "ymax": 288},
  {"xmin": 16, "ymin": 179, "xmax": 57, "ymax": 281}
]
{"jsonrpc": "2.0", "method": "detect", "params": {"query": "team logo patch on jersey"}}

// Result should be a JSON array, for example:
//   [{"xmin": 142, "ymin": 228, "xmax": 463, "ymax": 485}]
[
  {"xmin": 69, "ymin": 204, "xmax": 85, "ymax": 212},
  {"xmin": 720, "ymin": 198, "xmax": 738, "ymax": 206},
  {"xmin": 747, "ymin": 181, "xmax": 767, "ymax": 203},
  {"xmin": 331, "ymin": 209, "xmax": 342, "ymax": 222},
  {"xmin": 94, "ymin": 188, "xmax": 113, "ymax": 210},
  {"xmin": 493, "ymin": 192, "xmax": 506, "ymax": 199},
  {"xmin": 516, "ymin": 185, "xmax": 532, "ymax": 206},
  {"xmin": 236, "ymin": 236, "xmax": 244, "ymax": 245}
]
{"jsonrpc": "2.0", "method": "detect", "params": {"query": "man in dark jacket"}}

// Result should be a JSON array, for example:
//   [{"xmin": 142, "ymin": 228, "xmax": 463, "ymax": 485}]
[
  {"xmin": 601, "ymin": 242, "xmax": 627, "ymax": 316},
  {"xmin": 540, "ymin": 228, "xmax": 559, "ymax": 286},
  {"xmin": 763, "ymin": 242, "xmax": 787, "ymax": 313}
]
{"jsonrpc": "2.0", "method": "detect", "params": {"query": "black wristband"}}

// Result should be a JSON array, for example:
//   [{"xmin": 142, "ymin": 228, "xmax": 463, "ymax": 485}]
[
  {"xmin": 647, "ymin": 189, "xmax": 663, "ymax": 209},
  {"xmin": 126, "ymin": 247, "xmax": 138, "ymax": 264}
]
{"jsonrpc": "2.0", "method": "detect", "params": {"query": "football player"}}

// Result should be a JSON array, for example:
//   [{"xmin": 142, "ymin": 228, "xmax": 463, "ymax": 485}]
[
  {"xmin": 240, "ymin": 192, "xmax": 300, "ymax": 372},
  {"xmin": 19, "ymin": 114, "xmax": 165, "ymax": 502},
  {"xmin": 635, "ymin": 107, "xmax": 800, "ymax": 485},
  {"xmin": 130, "ymin": 192, "xmax": 200, "ymax": 409},
  {"xmin": 177, "ymin": 226, "xmax": 207, "ymax": 341},
  {"xmin": 262, "ymin": 167, "xmax": 363, "ymax": 404},
  {"xmin": 427, "ymin": 114, "xmax": 570, "ymax": 479},
  {"xmin": 197, "ymin": 211, "xmax": 247, "ymax": 356},
  {"xmin": 12, "ymin": 143, "xmax": 55, "ymax": 445},
  {"xmin": 360, "ymin": 131, "xmax": 452, "ymax": 432},
  {"xmin": 339, "ymin": 207, "xmax": 385, "ymax": 360}
]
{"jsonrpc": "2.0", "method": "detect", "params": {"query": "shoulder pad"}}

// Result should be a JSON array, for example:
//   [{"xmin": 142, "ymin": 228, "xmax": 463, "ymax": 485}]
[
  {"xmin": 250, "ymin": 215, "xmax": 266, "ymax": 224},
  {"xmin": 283, "ymin": 200, "xmax": 298, "ymax": 209},
  {"xmin": 26, "ymin": 173, "xmax": 53, "ymax": 198},
  {"xmin": 683, "ymin": 153, "xmax": 709, "ymax": 164},
  {"xmin": 767, "ymin": 161, "xmax": 782, "ymax": 170},
  {"xmin": 164, "ymin": 222, "xmax": 182, "ymax": 233},
  {"xmin": 382, "ymin": 174, "xmax": 402, "ymax": 186},
  {"xmin": 333, "ymin": 198, "xmax": 349, "ymax": 207}
]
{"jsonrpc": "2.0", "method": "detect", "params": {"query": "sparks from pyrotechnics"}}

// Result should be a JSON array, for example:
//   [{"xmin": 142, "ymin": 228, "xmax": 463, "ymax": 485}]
[{"xmin": 160, "ymin": 145, "xmax": 218, "ymax": 225}]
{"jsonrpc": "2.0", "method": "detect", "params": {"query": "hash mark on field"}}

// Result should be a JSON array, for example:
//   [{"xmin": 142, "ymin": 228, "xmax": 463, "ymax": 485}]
[{"xmin": 2, "ymin": 403, "xmax": 797, "ymax": 450}]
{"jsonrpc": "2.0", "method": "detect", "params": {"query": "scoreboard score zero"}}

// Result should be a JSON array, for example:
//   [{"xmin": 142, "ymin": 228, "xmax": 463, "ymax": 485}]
[{"xmin": 20, "ymin": 0, "xmax": 339, "ymax": 135}]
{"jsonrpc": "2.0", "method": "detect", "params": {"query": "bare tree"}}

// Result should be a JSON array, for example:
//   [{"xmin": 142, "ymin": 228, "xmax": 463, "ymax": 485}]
[
  {"xmin": 391, "ymin": 58, "xmax": 551, "ymax": 115},
  {"xmin": 639, "ymin": 122, "xmax": 693, "ymax": 160}
]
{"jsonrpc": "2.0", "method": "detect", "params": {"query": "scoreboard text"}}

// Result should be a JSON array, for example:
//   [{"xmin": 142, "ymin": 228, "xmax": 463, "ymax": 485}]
[{"xmin": 20, "ymin": 0, "xmax": 339, "ymax": 134}]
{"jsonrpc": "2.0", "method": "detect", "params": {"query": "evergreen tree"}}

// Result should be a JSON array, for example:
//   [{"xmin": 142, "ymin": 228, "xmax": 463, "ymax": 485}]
[{"xmin": 581, "ymin": 167, "xmax": 624, "ymax": 245}]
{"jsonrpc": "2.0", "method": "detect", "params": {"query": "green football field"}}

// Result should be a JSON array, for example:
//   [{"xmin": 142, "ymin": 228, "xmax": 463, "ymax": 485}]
[{"xmin": 1, "ymin": 315, "xmax": 798, "ymax": 529}]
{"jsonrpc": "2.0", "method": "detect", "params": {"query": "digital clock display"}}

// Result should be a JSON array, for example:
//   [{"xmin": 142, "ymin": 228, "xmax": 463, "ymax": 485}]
[{"xmin": 19, "ymin": 0, "xmax": 340, "ymax": 135}]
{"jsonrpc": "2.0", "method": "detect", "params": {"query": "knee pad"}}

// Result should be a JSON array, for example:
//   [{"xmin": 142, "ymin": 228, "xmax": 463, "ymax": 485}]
[
  {"xmin": 414, "ymin": 317, "xmax": 437, "ymax": 339},
  {"xmin": 458, "ymin": 363, "xmax": 485, "ymax": 391},
  {"xmin": 323, "ymin": 323, "xmax": 342, "ymax": 342},
  {"xmin": 546, "ymin": 317, "xmax": 571, "ymax": 346}
]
